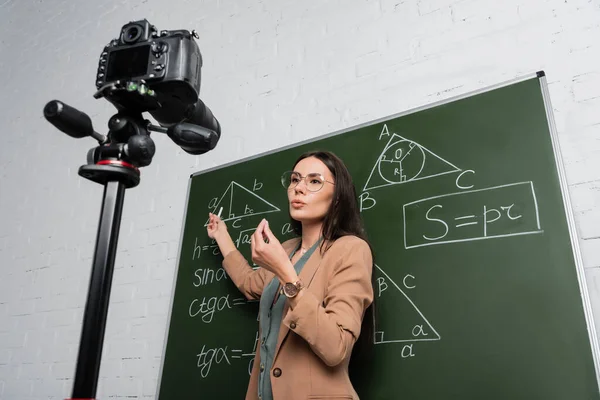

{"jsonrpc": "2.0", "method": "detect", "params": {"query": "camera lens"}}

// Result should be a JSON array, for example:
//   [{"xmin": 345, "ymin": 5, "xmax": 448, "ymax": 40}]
[{"xmin": 123, "ymin": 25, "xmax": 142, "ymax": 44}]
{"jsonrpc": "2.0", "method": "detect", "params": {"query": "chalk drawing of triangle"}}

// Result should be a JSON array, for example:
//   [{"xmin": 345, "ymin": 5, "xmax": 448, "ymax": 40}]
[
  {"xmin": 363, "ymin": 134, "xmax": 461, "ymax": 191},
  {"xmin": 374, "ymin": 264, "xmax": 441, "ymax": 344},
  {"xmin": 205, "ymin": 182, "xmax": 280, "ymax": 225}
]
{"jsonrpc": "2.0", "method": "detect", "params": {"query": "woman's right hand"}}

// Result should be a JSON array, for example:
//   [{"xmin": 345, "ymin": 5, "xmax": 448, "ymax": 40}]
[{"xmin": 207, "ymin": 212, "xmax": 228, "ymax": 241}]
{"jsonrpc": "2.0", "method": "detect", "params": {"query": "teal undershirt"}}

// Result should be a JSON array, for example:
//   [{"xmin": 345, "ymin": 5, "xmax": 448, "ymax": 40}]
[{"xmin": 257, "ymin": 238, "xmax": 321, "ymax": 400}]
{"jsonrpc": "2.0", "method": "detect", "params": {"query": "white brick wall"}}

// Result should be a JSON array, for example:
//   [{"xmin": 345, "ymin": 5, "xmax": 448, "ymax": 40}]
[{"xmin": 0, "ymin": 0, "xmax": 599, "ymax": 398}]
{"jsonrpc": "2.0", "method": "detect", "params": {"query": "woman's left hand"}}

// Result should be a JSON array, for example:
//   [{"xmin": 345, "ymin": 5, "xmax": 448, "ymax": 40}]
[{"xmin": 251, "ymin": 219, "xmax": 295, "ymax": 281}]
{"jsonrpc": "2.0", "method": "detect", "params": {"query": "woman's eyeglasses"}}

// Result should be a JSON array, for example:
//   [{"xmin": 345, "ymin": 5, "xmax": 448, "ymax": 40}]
[{"xmin": 281, "ymin": 171, "xmax": 335, "ymax": 192}]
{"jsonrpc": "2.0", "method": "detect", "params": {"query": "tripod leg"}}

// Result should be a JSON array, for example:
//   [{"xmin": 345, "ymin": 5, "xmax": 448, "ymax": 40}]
[{"xmin": 70, "ymin": 180, "xmax": 126, "ymax": 399}]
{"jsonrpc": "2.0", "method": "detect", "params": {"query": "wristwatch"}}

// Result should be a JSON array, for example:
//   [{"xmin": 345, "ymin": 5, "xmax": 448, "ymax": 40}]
[{"xmin": 282, "ymin": 280, "xmax": 304, "ymax": 298}]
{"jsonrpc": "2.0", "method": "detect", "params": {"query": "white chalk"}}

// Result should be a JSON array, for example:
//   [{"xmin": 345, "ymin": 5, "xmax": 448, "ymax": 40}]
[{"xmin": 217, "ymin": 207, "xmax": 223, "ymax": 218}]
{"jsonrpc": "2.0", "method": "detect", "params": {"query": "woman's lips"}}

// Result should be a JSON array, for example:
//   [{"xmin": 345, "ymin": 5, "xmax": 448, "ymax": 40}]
[{"xmin": 291, "ymin": 200, "xmax": 306, "ymax": 208}]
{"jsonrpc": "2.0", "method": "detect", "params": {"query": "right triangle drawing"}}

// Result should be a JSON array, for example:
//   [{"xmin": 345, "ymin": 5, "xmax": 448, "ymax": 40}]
[
  {"xmin": 374, "ymin": 264, "xmax": 441, "ymax": 344},
  {"xmin": 205, "ymin": 181, "xmax": 281, "ymax": 225},
  {"xmin": 363, "ymin": 133, "xmax": 461, "ymax": 191}
]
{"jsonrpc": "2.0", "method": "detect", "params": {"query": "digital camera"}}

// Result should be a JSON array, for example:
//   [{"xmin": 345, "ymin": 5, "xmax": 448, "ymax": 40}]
[{"xmin": 95, "ymin": 19, "xmax": 220, "ymax": 133}]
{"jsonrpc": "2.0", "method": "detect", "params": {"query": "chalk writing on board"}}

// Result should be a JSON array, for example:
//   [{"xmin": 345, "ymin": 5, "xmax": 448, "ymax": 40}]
[
  {"xmin": 205, "ymin": 181, "xmax": 280, "ymax": 225},
  {"xmin": 192, "ymin": 237, "xmax": 221, "ymax": 259},
  {"xmin": 196, "ymin": 331, "xmax": 258, "ymax": 378},
  {"xmin": 364, "ymin": 133, "xmax": 461, "ymax": 191},
  {"xmin": 235, "ymin": 228, "xmax": 255, "ymax": 249},
  {"xmin": 193, "ymin": 267, "xmax": 228, "ymax": 287},
  {"xmin": 359, "ymin": 191, "xmax": 376, "ymax": 212},
  {"xmin": 200, "ymin": 221, "xmax": 294, "ymax": 258},
  {"xmin": 456, "ymin": 169, "xmax": 476, "ymax": 190},
  {"xmin": 403, "ymin": 181, "xmax": 543, "ymax": 249},
  {"xmin": 281, "ymin": 222, "xmax": 295, "ymax": 237},
  {"xmin": 196, "ymin": 345, "xmax": 231, "ymax": 378},
  {"xmin": 235, "ymin": 225, "xmax": 296, "ymax": 249},
  {"xmin": 188, "ymin": 295, "xmax": 247, "ymax": 323},
  {"xmin": 374, "ymin": 264, "xmax": 441, "ymax": 346}
]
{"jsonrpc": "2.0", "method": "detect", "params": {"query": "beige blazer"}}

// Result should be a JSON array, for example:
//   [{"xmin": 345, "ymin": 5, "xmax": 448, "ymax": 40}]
[{"xmin": 222, "ymin": 235, "xmax": 374, "ymax": 400}]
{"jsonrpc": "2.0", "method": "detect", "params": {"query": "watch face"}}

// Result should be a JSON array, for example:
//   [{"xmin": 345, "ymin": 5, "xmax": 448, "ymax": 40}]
[{"xmin": 284, "ymin": 282, "xmax": 299, "ymax": 297}]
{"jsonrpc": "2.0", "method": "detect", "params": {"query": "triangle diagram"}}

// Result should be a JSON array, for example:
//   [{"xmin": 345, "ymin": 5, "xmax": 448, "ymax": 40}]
[
  {"xmin": 374, "ymin": 264, "xmax": 441, "ymax": 344},
  {"xmin": 205, "ymin": 182, "xmax": 281, "ymax": 225},
  {"xmin": 363, "ymin": 134, "xmax": 461, "ymax": 191}
]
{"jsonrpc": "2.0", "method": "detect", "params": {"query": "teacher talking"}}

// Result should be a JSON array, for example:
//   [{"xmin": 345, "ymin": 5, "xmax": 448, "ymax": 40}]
[{"xmin": 207, "ymin": 150, "xmax": 375, "ymax": 400}]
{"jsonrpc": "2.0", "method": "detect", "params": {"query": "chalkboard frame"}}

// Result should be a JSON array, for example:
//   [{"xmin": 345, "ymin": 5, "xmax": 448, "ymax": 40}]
[
  {"xmin": 156, "ymin": 71, "xmax": 600, "ymax": 397},
  {"xmin": 538, "ymin": 73, "xmax": 600, "ymax": 380}
]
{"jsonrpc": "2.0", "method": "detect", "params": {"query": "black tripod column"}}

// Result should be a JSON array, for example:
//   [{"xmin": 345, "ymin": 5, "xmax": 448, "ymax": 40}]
[{"xmin": 71, "ymin": 180, "xmax": 126, "ymax": 399}]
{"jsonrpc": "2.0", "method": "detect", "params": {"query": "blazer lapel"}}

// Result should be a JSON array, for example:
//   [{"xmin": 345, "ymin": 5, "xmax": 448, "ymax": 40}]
[{"xmin": 272, "ymin": 240, "xmax": 326, "ymax": 363}]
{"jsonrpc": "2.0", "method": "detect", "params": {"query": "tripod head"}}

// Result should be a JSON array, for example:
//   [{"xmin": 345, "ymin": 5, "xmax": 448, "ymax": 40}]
[{"xmin": 43, "ymin": 98, "xmax": 219, "ymax": 188}]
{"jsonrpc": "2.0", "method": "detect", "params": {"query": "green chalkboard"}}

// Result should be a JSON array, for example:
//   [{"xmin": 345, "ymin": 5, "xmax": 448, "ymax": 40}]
[{"xmin": 157, "ymin": 72, "xmax": 600, "ymax": 399}]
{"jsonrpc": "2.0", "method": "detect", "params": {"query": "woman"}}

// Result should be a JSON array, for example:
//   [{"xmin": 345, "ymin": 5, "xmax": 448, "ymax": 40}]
[{"xmin": 207, "ymin": 150, "xmax": 374, "ymax": 400}]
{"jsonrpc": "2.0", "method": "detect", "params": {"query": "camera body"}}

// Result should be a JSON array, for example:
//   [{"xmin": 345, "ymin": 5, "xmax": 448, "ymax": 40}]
[{"xmin": 95, "ymin": 19, "xmax": 203, "ymax": 127}]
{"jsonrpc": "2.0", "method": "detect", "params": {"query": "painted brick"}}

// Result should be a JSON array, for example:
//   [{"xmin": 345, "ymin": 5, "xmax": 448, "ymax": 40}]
[
  {"xmin": 49, "ymin": 363, "xmax": 76, "ymax": 380},
  {"xmin": 0, "ymin": 332, "xmax": 25, "ymax": 349},
  {"xmin": 38, "ymin": 344, "xmax": 73, "ymax": 364},
  {"xmin": 18, "ymin": 363, "xmax": 50, "ymax": 380},
  {"xmin": 142, "ymin": 377, "xmax": 158, "ymax": 397},
  {"xmin": 7, "ymin": 299, "xmax": 35, "ymax": 317},
  {"xmin": 108, "ymin": 300, "xmax": 148, "ymax": 321},
  {"xmin": 135, "ymin": 280, "xmax": 170, "ymax": 300},
  {"xmin": 110, "ymin": 283, "xmax": 137, "ymax": 304},
  {"xmin": 52, "ymin": 326, "xmax": 81, "ymax": 347},
  {"xmin": 13, "ymin": 314, "xmax": 44, "ymax": 332},
  {"xmin": 130, "ymin": 316, "xmax": 168, "ymax": 341},
  {"xmin": 2, "ymin": 379, "xmax": 32, "ymax": 398},
  {"xmin": 0, "ymin": 350, "xmax": 10, "ymax": 364},
  {"xmin": 44, "ymin": 310, "xmax": 76, "ymax": 329},
  {"xmin": 580, "ymin": 238, "xmax": 600, "ymax": 268},
  {"xmin": 107, "ymin": 340, "xmax": 146, "ymax": 360},
  {"xmin": 10, "ymin": 345, "xmax": 39, "ymax": 365},
  {"xmin": 30, "ymin": 379, "xmax": 66, "ymax": 398},
  {"xmin": 98, "ymin": 377, "xmax": 141, "ymax": 398}
]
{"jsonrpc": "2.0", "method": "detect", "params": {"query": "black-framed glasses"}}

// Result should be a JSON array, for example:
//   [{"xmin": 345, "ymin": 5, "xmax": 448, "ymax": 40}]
[{"xmin": 281, "ymin": 171, "xmax": 335, "ymax": 192}]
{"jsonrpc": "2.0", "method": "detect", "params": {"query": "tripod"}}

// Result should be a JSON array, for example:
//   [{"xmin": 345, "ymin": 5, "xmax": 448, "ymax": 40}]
[
  {"xmin": 44, "ymin": 99, "xmax": 218, "ymax": 399},
  {"xmin": 57, "ymin": 108, "xmax": 152, "ymax": 399},
  {"xmin": 70, "ymin": 179, "xmax": 126, "ymax": 399}
]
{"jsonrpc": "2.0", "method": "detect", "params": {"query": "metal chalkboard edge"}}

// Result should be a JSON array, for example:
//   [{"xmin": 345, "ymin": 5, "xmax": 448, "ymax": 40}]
[
  {"xmin": 539, "ymin": 73, "xmax": 600, "ymax": 389},
  {"xmin": 155, "ymin": 176, "xmax": 195, "ymax": 399}
]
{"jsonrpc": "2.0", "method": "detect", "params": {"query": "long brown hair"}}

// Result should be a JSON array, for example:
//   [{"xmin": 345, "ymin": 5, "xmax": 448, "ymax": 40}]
[{"xmin": 288, "ymin": 150, "xmax": 376, "ymax": 383}]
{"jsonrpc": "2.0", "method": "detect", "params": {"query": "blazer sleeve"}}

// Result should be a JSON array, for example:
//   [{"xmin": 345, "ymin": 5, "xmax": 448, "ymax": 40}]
[
  {"xmin": 222, "ymin": 249, "xmax": 271, "ymax": 301},
  {"xmin": 282, "ymin": 237, "xmax": 374, "ymax": 367}
]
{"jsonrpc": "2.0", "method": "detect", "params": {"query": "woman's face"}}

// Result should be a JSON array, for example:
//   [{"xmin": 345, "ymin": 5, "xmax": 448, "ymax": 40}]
[{"xmin": 287, "ymin": 157, "xmax": 335, "ymax": 224}]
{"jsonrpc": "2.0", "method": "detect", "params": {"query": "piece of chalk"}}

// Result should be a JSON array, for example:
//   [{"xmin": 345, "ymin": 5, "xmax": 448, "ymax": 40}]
[{"xmin": 217, "ymin": 207, "xmax": 223, "ymax": 218}]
